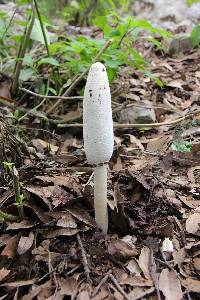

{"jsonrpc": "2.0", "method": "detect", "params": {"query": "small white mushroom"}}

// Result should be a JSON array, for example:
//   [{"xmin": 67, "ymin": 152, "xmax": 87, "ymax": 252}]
[{"xmin": 83, "ymin": 62, "xmax": 114, "ymax": 234}]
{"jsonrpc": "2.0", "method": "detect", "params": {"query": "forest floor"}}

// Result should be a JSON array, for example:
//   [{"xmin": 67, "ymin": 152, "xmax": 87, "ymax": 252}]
[{"xmin": 0, "ymin": 1, "xmax": 200, "ymax": 299}]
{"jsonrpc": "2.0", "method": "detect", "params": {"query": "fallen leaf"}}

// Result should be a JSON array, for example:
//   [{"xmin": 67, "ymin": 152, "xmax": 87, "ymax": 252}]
[
  {"xmin": 17, "ymin": 232, "xmax": 34, "ymax": 255},
  {"xmin": 1, "ymin": 235, "xmax": 20, "ymax": 258},
  {"xmin": 46, "ymin": 228, "xmax": 79, "ymax": 238},
  {"xmin": 66, "ymin": 207, "xmax": 95, "ymax": 227},
  {"xmin": 0, "ymin": 268, "xmax": 10, "ymax": 283},
  {"xmin": 56, "ymin": 213, "xmax": 77, "ymax": 229},
  {"xmin": 24, "ymin": 202, "xmax": 51, "ymax": 223},
  {"xmin": 59, "ymin": 277, "xmax": 78, "ymax": 296},
  {"xmin": 159, "ymin": 269, "xmax": 182, "ymax": 300},
  {"xmin": 128, "ymin": 286, "xmax": 155, "ymax": 300},
  {"xmin": 119, "ymin": 275, "xmax": 153, "ymax": 287},
  {"xmin": 32, "ymin": 138, "xmax": 58, "ymax": 154},
  {"xmin": 185, "ymin": 213, "xmax": 200, "ymax": 235},
  {"xmin": 108, "ymin": 239, "xmax": 138, "ymax": 260},
  {"xmin": 6, "ymin": 220, "xmax": 36, "ymax": 230},
  {"xmin": 138, "ymin": 247, "xmax": 151, "ymax": 279},
  {"xmin": 193, "ymin": 257, "xmax": 200, "ymax": 271},
  {"xmin": 181, "ymin": 277, "xmax": 200, "ymax": 292},
  {"xmin": 77, "ymin": 291, "xmax": 90, "ymax": 300},
  {"xmin": 36, "ymin": 175, "xmax": 82, "ymax": 196},
  {"xmin": 0, "ymin": 279, "xmax": 35, "ymax": 287},
  {"xmin": 126, "ymin": 259, "xmax": 142, "ymax": 276},
  {"xmin": 173, "ymin": 248, "xmax": 186, "ymax": 267}
]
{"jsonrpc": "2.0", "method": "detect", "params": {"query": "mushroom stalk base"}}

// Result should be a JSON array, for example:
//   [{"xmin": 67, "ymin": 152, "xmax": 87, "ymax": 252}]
[{"xmin": 94, "ymin": 164, "xmax": 108, "ymax": 234}]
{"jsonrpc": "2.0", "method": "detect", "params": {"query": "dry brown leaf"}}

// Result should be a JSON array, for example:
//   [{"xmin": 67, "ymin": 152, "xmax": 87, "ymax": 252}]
[
  {"xmin": 119, "ymin": 275, "xmax": 153, "ymax": 287},
  {"xmin": 56, "ymin": 213, "xmax": 77, "ymax": 229},
  {"xmin": 108, "ymin": 239, "xmax": 138, "ymax": 260},
  {"xmin": 0, "ymin": 268, "xmax": 10, "ymax": 283},
  {"xmin": 59, "ymin": 277, "xmax": 78, "ymax": 296},
  {"xmin": 66, "ymin": 207, "xmax": 96, "ymax": 227},
  {"xmin": 17, "ymin": 232, "xmax": 34, "ymax": 255},
  {"xmin": 25, "ymin": 186, "xmax": 53, "ymax": 209},
  {"xmin": 24, "ymin": 202, "xmax": 51, "ymax": 223},
  {"xmin": 173, "ymin": 248, "xmax": 186, "ymax": 267},
  {"xmin": 46, "ymin": 228, "xmax": 78, "ymax": 238},
  {"xmin": 32, "ymin": 138, "xmax": 58, "ymax": 154},
  {"xmin": 36, "ymin": 175, "xmax": 82, "ymax": 196},
  {"xmin": 128, "ymin": 286, "xmax": 155, "ymax": 300},
  {"xmin": 77, "ymin": 291, "xmax": 90, "ymax": 300},
  {"xmin": 193, "ymin": 257, "xmax": 200, "ymax": 271},
  {"xmin": 159, "ymin": 269, "xmax": 182, "ymax": 300},
  {"xmin": 126, "ymin": 259, "xmax": 142, "ymax": 276},
  {"xmin": 1, "ymin": 235, "xmax": 20, "ymax": 258},
  {"xmin": 185, "ymin": 213, "xmax": 200, "ymax": 235},
  {"xmin": 181, "ymin": 277, "xmax": 200, "ymax": 293},
  {"xmin": 138, "ymin": 247, "xmax": 151, "ymax": 279},
  {"xmin": 6, "ymin": 220, "xmax": 36, "ymax": 230},
  {"xmin": 0, "ymin": 279, "xmax": 35, "ymax": 287}
]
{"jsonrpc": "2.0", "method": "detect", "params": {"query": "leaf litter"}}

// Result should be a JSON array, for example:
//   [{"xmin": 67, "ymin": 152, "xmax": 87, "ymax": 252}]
[{"xmin": 0, "ymin": 1, "xmax": 200, "ymax": 300}]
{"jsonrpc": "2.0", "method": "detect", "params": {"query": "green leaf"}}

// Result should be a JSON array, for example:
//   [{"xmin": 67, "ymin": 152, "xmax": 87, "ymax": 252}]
[
  {"xmin": 191, "ymin": 24, "xmax": 200, "ymax": 47},
  {"xmin": 38, "ymin": 57, "xmax": 60, "ymax": 66},
  {"xmin": 170, "ymin": 141, "xmax": 192, "ymax": 152},
  {"xmin": 19, "ymin": 68, "xmax": 35, "ymax": 81},
  {"xmin": 31, "ymin": 18, "xmax": 50, "ymax": 45},
  {"xmin": 23, "ymin": 54, "xmax": 34, "ymax": 67}
]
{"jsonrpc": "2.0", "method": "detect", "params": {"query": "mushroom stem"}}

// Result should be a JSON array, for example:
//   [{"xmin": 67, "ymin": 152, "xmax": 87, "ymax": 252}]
[{"xmin": 94, "ymin": 164, "xmax": 108, "ymax": 234}]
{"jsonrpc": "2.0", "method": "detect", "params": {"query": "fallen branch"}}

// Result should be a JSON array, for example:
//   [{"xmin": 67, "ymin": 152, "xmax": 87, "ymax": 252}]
[
  {"xmin": 20, "ymin": 87, "xmax": 83, "ymax": 100},
  {"xmin": 76, "ymin": 233, "xmax": 90, "ymax": 280},
  {"xmin": 57, "ymin": 110, "xmax": 200, "ymax": 129}
]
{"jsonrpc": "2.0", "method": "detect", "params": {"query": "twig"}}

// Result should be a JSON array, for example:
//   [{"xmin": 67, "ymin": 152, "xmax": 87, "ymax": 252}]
[
  {"xmin": 109, "ymin": 274, "xmax": 130, "ymax": 300},
  {"xmin": 112, "ymin": 101, "xmax": 182, "ymax": 115},
  {"xmin": 91, "ymin": 274, "xmax": 110, "ymax": 297},
  {"xmin": 18, "ymin": 79, "xmax": 51, "ymax": 122},
  {"xmin": 19, "ymin": 87, "xmax": 83, "ymax": 100},
  {"xmin": 149, "ymin": 248, "xmax": 161, "ymax": 300},
  {"xmin": 57, "ymin": 110, "xmax": 199, "ymax": 128},
  {"xmin": 46, "ymin": 39, "xmax": 113, "ymax": 115},
  {"xmin": 76, "ymin": 233, "xmax": 90, "ymax": 280}
]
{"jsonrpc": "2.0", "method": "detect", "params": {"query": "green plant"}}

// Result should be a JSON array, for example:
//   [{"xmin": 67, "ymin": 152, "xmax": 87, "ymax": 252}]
[
  {"xmin": 186, "ymin": 0, "xmax": 200, "ymax": 6},
  {"xmin": 170, "ymin": 141, "xmax": 192, "ymax": 152},
  {"xmin": 61, "ymin": 0, "xmax": 130, "ymax": 25},
  {"xmin": 3, "ymin": 162, "xmax": 25, "ymax": 219},
  {"xmin": 191, "ymin": 24, "xmax": 200, "ymax": 47}
]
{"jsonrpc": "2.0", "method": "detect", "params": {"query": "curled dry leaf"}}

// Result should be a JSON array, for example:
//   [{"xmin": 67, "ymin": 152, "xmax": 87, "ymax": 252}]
[
  {"xmin": 185, "ymin": 213, "xmax": 200, "ymax": 235},
  {"xmin": 17, "ymin": 232, "xmax": 34, "ymax": 255},
  {"xmin": 108, "ymin": 239, "xmax": 138, "ymax": 261},
  {"xmin": 159, "ymin": 268, "xmax": 182, "ymax": 300}
]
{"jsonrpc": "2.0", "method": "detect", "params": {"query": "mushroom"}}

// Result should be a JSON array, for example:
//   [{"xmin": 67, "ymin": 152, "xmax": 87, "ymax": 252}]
[{"xmin": 83, "ymin": 62, "xmax": 114, "ymax": 234}]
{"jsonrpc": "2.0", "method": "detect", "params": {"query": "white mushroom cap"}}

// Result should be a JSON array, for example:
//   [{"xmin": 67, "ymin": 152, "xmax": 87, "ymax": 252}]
[{"xmin": 83, "ymin": 62, "xmax": 114, "ymax": 165}]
